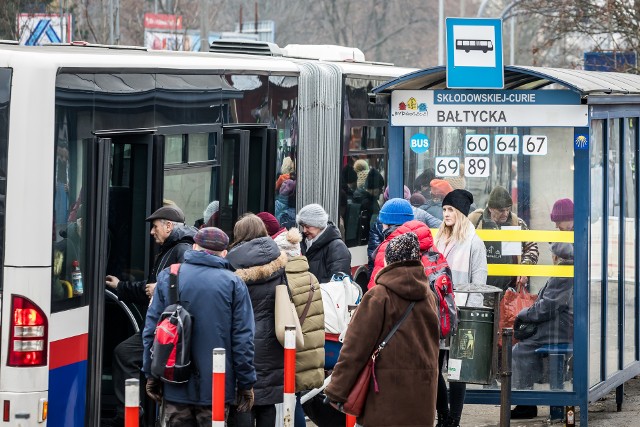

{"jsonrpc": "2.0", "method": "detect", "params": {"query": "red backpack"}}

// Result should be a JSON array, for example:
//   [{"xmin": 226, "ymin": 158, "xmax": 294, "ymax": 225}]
[
  {"xmin": 422, "ymin": 250, "xmax": 458, "ymax": 339},
  {"xmin": 150, "ymin": 264, "xmax": 194, "ymax": 383}
]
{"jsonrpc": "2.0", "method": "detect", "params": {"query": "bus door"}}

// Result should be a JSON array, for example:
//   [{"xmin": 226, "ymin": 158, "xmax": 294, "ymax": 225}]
[
  {"xmin": 220, "ymin": 125, "xmax": 277, "ymax": 236},
  {"xmin": 84, "ymin": 129, "xmax": 161, "ymax": 426}
]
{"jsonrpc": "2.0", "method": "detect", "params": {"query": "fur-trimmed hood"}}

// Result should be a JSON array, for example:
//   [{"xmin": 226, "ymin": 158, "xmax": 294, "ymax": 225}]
[{"xmin": 227, "ymin": 237, "xmax": 288, "ymax": 284}]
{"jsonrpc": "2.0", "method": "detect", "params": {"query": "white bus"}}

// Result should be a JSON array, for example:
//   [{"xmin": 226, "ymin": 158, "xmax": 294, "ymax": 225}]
[{"xmin": 0, "ymin": 41, "xmax": 413, "ymax": 426}]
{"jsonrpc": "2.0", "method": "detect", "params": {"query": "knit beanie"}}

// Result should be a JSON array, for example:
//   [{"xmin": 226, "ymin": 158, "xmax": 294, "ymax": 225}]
[
  {"xmin": 354, "ymin": 159, "xmax": 369, "ymax": 188},
  {"xmin": 256, "ymin": 212, "xmax": 284, "ymax": 238},
  {"xmin": 378, "ymin": 198, "xmax": 414, "ymax": 225},
  {"xmin": 410, "ymin": 192, "xmax": 427, "ymax": 207},
  {"xmin": 550, "ymin": 242, "xmax": 574, "ymax": 261},
  {"xmin": 488, "ymin": 186, "xmax": 513, "ymax": 209},
  {"xmin": 383, "ymin": 185, "xmax": 411, "ymax": 201},
  {"xmin": 550, "ymin": 198, "xmax": 574, "ymax": 222},
  {"xmin": 385, "ymin": 232, "xmax": 421, "ymax": 264},
  {"xmin": 442, "ymin": 189, "xmax": 474, "ymax": 216},
  {"xmin": 280, "ymin": 156, "xmax": 295, "ymax": 175},
  {"xmin": 445, "ymin": 164, "xmax": 467, "ymax": 190},
  {"xmin": 203, "ymin": 201, "xmax": 219, "ymax": 224},
  {"xmin": 365, "ymin": 168, "xmax": 385, "ymax": 190},
  {"xmin": 296, "ymin": 203, "xmax": 329, "ymax": 229},
  {"xmin": 430, "ymin": 179, "xmax": 454, "ymax": 199},
  {"xmin": 274, "ymin": 227, "xmax": 303, "ymax": 258}
]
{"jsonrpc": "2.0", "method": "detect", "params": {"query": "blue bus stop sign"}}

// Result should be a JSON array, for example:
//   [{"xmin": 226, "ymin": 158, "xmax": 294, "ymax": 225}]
[{"xmin": 446, "ymin": 18, "xmax": 503, "ymax": 89}]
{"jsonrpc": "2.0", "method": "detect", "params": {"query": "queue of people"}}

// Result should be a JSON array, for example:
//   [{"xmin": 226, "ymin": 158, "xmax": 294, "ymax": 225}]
[{"xmin": 102, "ymin": 177, "xmax": 573, "ymax": 426}]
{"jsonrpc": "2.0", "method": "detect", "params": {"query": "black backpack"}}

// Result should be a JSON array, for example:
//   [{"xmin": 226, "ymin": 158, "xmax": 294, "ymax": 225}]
[{"xmin": 150, "ymin": 263, "xmax": 193, "ymax": 383}]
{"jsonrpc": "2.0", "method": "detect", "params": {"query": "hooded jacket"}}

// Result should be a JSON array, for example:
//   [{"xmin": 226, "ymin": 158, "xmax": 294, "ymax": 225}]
[
  {"xmin": 115, "ymin": 225, "xmax": 197, "ymax": 306},
  {"xmin": 142, "ymin": 250, "xmax": 256, "ymax": 405},
  {"xmin": 226, "ymin": 237, "xmax": 288, "ymax": 405},
  {"xmin": 301, "ymin": 222, "xmax": 352, "ymax": 284},
  {"xmin": 285, "ymin": 256, "xmax": 325, "ymax": 391},
  {"xmin": 325, "ymin": 260, "xmax": 440, "ymax": 426},
  {"xmin": 368, "ymin": 220, "xmax": 437, "ymax": 289}
]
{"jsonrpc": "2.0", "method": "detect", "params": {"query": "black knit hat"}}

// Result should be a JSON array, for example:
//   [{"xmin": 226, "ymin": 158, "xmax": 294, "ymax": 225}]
[
  {"xmin": 365, "ymin": 168, "xmax": 385, "ymax": 190},
  {"xmin": 487, "ymin": 186, "xmax": 513, "ymax": 209},
  {"xmin": 385, "ymin": 232, "xmax": 421, "ymax": 264},
  {"xmin": 442, "ymin": 189, "xmax": 474, "ymax": 216}
]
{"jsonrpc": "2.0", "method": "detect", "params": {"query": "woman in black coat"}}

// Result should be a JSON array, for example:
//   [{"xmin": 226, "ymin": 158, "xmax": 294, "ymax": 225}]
[
  {"xmin": 296, "ymin": 204, "xmax": 351, "ymax": 284},
  {"xmin": 226, "ymin": 214, "xmax": 288, "ymax": 427}
]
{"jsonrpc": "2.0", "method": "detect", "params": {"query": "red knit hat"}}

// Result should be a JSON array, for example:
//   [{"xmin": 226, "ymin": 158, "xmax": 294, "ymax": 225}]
[
  {"xmin": 256, "ymin": 212, "xmax": 285, "ymax": 238},
  {"xmin": 430, "ymin": 179, "xmax": 454, "ymax": 199},
  {"xmin": 550, "ymin": 198, "xmax": 574, "ymax": 222}
]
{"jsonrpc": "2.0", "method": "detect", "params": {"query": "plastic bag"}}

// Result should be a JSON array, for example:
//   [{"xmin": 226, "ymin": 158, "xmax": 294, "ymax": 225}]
[{"xmin": 498, "ymin": 285, "xmax": 537, "ymax": 346}]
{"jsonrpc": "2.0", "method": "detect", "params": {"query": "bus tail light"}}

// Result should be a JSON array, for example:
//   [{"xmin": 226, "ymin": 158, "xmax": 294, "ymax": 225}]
[{"xmin": 8, "ymin": 296, "xmax": 47, "ymax": 366}]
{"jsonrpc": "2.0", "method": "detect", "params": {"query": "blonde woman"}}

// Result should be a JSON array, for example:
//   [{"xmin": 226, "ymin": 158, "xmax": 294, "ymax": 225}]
[{"xmin": 434, "ymin": 189, "xmax": 488, "ymax": 427}]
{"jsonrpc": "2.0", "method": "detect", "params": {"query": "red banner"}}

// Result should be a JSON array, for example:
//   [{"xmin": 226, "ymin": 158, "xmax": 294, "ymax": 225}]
[{"xmin": 144, "ymin": 13, "xmax": 183, "ymax": 30}]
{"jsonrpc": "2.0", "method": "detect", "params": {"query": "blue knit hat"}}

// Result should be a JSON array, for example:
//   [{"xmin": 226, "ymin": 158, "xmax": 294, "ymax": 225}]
[{"xmin": 378, "ymin": 198, "xmax": 414, "ymax": 225}]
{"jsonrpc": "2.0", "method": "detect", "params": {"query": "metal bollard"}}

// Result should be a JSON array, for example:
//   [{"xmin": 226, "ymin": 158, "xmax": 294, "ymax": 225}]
[
  {"xmin": 212, "ymin": 348, "xmax": 226, "ymax": 427},
  {"xmin": 499, "ymin": 328, "xmax": 513, "ymax": 427},
  {"xmin": 283, "ymin": 326, "xmax": 297, "ymax": 427},
  {"xmin": 125, "ymin": 378, "xmax": 139, "ymax": 427},
  {"xmin": 346, "ymin": 414, "xmax": 357, "ymax": 427}
]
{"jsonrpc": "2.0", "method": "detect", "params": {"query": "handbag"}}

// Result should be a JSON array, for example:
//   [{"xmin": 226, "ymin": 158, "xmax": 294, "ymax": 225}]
[
  {"xmin": 342, "ymin": 301, "xmax": 415, "ymax": 417},
  {"xmin": 498, "ymin": 284, "xmax": 537, "ymax": 345},
  {"xmin": 275, "ymin": 282, "xmax": 305, "ymax": 350},
  {"xmin": 513, "ymin": 318, "xmax": 538, "ymax": 340}
]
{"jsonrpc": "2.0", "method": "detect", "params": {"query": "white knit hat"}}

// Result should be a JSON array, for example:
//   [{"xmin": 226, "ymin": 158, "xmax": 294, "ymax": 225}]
[
  {"xmin": 274, "ymin": 228, "xmax": 302, "ymax": 258},
  {"xmin": 296, "ymin": 203, "xmax": 329, "ymax": 229},
  {"xmin": 203, "ymin": 201, "xmax": 219, "ymax": 224}
]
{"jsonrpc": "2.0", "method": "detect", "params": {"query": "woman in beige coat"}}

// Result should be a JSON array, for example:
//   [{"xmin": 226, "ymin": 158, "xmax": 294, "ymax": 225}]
[{"xmin": 274, "ymin": 227, "xmax": 325, "ymax": 427}]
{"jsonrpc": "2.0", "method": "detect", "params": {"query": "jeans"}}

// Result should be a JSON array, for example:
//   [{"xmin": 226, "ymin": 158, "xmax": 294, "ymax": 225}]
[{"xmin": 295, "ymin": 393, "xmax": 306, "ymax": 427}]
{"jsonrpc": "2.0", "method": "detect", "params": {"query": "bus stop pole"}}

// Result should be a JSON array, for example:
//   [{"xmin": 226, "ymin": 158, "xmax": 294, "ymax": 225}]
[
  {"xmin": 499, "ymin": 328, "xmax": 513, "ymax": 427},
  {"xmin": 124, "ymin": 378, "xmax": 139, "ymax": 427},
  {"xmin": 212, "ymin": 348, "xmax": 226, "ymax": 427},
  {"xmin": 283, "ymin": 326, "xmax": 297, "ymax": 427}
]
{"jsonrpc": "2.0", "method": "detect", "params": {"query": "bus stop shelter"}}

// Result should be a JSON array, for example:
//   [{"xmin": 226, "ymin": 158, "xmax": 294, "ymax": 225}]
[{"xmin": 373, "ymin": 65, "xmax": 640, "ymax": 425}]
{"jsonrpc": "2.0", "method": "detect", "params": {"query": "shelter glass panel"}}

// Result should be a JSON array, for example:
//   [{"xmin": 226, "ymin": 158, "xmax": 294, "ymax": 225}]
[
  {"xmin": 590, "ymin": 120, "xmax": 604, "ymax": 386},
  {"xmin": 607, "ymin": 118, "xmax": 621, "ymax": 378},
  {"xmin": 403, "ymin": 124, "xmax": 574, "ymax": 392},
  {"xmin": 623, "ymin": 117, "xmax": 637, "ymax": 367}
]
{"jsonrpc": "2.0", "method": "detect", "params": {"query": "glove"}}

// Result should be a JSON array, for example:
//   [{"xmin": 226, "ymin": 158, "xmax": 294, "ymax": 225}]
[
  {"xmin": 145, "ymin": 377, "xmax": 163, "ymax": 402},
  {"xmin": 323, "ymin": 395, "xmax": 344, "ymax": 412},
  {"xmin": 236, "ymin": 388, "xmax": 254, "ymax": 412}
]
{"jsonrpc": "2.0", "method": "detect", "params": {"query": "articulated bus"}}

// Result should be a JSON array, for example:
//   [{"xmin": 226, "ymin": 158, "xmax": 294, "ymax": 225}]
[{"xmin": 0, "ymin": 41, "xmax": 413, "ymax": 426}]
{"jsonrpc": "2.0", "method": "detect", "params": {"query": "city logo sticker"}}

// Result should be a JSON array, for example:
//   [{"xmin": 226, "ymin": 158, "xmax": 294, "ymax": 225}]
[{"xmin": 394, "ymin": 96, "xmax": 428, "ymax": 118}]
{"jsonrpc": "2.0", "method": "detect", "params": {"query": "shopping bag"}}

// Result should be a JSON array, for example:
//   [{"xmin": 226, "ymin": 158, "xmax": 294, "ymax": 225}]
[
  {"xmin": 498, "ymin": 285, "xmax": 537, "ymax": 346},
  {"xmin": 274, "ymin": 283, "xmax": 305, "ymax": 350}
]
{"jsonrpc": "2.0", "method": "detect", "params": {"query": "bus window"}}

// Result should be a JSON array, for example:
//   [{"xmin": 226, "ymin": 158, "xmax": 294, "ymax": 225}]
[
  {"xmin": 162, "ymin": 130, "xmax": 221, "ymax": 230},
  {"xmin": 0, "ymin": 68, "xmax": 9, "ymax": 289}
]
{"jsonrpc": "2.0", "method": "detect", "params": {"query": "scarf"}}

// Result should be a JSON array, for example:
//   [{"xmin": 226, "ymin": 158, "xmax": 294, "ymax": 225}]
[{"xmin": 436, "ymin": 221, "xmax": 476, "ymax": 284}]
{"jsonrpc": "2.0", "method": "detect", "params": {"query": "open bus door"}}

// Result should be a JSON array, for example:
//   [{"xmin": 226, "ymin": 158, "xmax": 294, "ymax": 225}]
[{"xmin": 220, "ymin": 125, "xmax": 277, "ymax": 238}]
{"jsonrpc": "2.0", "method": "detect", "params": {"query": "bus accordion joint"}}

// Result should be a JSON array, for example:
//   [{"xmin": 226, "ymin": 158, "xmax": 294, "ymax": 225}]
[{"xmin": 8, "ymin": 295, "xmax": 48, "ymax": 367}]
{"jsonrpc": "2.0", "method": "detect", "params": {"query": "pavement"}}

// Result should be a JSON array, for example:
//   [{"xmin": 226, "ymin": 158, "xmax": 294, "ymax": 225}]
[{"xmin": 306, "ymin": 375, "xmax": 640, "ymax": 426}]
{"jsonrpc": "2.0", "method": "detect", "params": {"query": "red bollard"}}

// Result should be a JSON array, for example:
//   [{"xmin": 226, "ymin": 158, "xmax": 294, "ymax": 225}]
[
  {"xmin": 346, "ymin": 414, "xmax": 356, "ymax": 427},
  {"xmin": 283, "ymin": 325, "xmax": 297, "ymax": 427},
  {"xmin": 124, "ymin": 378, "xmax": 139, "ymax": 427},
  {"xmin": 212, "ymin": 348, "xmax": 226, "ymax": 427}
]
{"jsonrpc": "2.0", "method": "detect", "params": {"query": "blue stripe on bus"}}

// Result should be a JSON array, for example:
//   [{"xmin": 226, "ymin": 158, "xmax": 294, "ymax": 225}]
[{"xmin": 48, "ymin": 360, "xmax": 87, "ymax": 427}]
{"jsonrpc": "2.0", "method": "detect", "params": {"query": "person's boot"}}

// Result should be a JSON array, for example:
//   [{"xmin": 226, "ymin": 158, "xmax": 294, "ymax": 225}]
[
  {"xmin": 510, "ymin": 405, "xmax": 538, "ymax": 419},
  {"xmin": 445, "ymin": 416, "xmax": 460, "ymax": 427},
  {"xmin": 435, "ymin": 412, "xmax": 449, "ymax": 427}
]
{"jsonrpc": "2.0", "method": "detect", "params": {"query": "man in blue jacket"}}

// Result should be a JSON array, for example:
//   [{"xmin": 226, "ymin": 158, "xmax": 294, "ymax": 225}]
[{"xmin": 142, "ymin": 227, "xmax": 256, "ymax": 426}]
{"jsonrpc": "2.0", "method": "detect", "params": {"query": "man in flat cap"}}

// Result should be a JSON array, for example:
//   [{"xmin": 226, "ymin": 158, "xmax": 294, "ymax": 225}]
[
  {"xmin": 143, "ymin": 227, "xmax": 256, "ymax": 426},
  {"xmin": 103, "ymin": 205, "xmax": 197, "ymax": 426}
]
